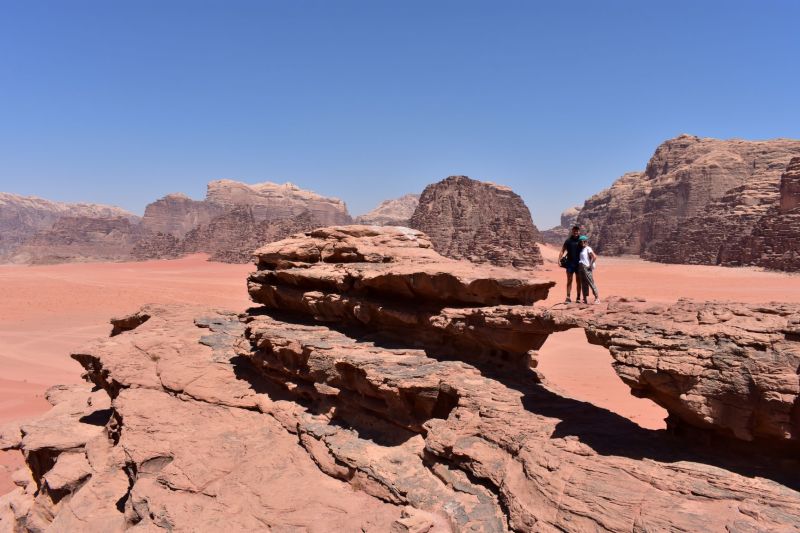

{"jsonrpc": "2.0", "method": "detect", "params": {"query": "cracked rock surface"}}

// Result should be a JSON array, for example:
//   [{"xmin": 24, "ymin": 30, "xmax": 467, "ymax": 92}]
[{"xmin": 2, "ymin": 225, "xmax": 799, "ymax": 531}]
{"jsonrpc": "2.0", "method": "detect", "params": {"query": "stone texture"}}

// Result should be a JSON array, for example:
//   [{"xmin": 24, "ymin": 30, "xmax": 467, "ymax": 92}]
[
  {"xmin": 4, "ymin": 226, "xmax": 800, "ymax": 532},
  {"xmin": 539, "ymin": 206, "xmax": 582, "ymax": 246},
  {"xmin": 577, "ymin": 135, "xmax": 800, "ymax": 265},
  {"xmin": 356, "ymin": 194, "xmax": 420, "ymax": 226},
  {"xmin": 0, "ymin": 193, "xmax": 136, "ymax": 261},
  {"xmin": 140, "ymin": 193, "xmax": 224, "ymax": 238},
  {"xmin": 206, "ymin": 179, "xmax": 352, "ymax": 226},
  {"xmin": 409, "ymin": 176, "xmax": 542, "ymax": 268},
  {"xmin": 181, "ymin": 206, "xmax": 320, "ymax": 264},
  {"xmin": 9, "ymin": 216, "xmax": 143, "ymax": 264},
  {"xmin": 130, "ymin": 232, "xmax": 183, "ymax": 261},
  {"xmin": 735, "ymin": 158, "xmax": 800, "ymax": 271},
  {"xmin": 249, "ymin": 227, "xmax": 800, "ymax": 450}
]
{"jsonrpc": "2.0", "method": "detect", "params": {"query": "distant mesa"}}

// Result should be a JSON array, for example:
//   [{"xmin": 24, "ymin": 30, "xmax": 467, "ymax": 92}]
[
  {"xmin": 355, "ymin": 193, "xmax": 419, "ymax": 226},
  {"xmin": 408, "ymin": 175, "xmax": 543, "ymax": 268},
  {"xmin": 0, "ymin": 192, "xmax": 137, "ymax": 262},
  {"xmin": 574, "ymin": 134, "xmax": 800, "ymax": 270},
  {"xmin": 0, "ymin": 180, "xmax": 350, "ymax": 265}
]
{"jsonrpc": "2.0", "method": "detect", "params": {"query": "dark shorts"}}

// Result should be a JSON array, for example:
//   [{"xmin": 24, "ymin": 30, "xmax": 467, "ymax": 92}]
[{"xmin": 566, "ymin": 261, "xmax": 580, "ymax": 274}]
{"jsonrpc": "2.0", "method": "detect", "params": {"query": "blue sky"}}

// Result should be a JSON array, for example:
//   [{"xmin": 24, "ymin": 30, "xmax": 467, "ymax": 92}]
[{"xmin": 1, "ymin": 1, "xmax": 798, "ymax": 228}]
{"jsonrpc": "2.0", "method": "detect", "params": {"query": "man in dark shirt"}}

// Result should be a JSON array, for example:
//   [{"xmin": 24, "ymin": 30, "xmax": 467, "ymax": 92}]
[{"xmin": 558, "ymin": 225, "xmax": 582, "ymax": 303}]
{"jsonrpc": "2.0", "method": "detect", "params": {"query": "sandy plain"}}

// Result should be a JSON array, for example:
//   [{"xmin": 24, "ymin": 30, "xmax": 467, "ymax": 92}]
[{"xmin": 2, "ymin": 248, "xmax": 800, "ymax": 494}]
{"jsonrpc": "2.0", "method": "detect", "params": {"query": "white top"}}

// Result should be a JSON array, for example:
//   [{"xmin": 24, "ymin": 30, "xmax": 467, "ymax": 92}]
[{"xmin": 579, "ymin": 246, "xmax": 595, "ymax": 268}]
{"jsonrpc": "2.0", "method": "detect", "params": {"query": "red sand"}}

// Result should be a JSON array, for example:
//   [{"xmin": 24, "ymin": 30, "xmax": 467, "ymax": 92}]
[{"xmin": 2, "ymin": 249, "xmax": 800, "ymax": 494}]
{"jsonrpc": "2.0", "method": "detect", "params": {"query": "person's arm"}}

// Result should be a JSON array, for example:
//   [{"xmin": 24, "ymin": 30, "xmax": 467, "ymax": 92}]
[
  {"xmin": 558, "ymin": 242, "xmax": 567, "ymax": 260},
  {"xmin": 589, "ymin": 250, "xmax": 597, "ymax": 268}
]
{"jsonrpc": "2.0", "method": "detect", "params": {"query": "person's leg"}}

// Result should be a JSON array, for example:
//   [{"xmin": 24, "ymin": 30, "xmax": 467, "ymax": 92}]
[
  {"xmin": 585, "ymin": 268, "xmax": 599, "ymax": 301},
  {"xmin": 565, "ymin": 270, "xmax": 573, "ymax": 302},
  {"xmin": 578, "ymin": 266, "xmax": 588, "ymax": 303}
]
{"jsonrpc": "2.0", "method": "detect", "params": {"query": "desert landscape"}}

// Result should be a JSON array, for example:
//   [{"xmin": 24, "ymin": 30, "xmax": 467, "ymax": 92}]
[{"xmin": 2, "ymin": 3, "xmax": 799, "ymax": 531}]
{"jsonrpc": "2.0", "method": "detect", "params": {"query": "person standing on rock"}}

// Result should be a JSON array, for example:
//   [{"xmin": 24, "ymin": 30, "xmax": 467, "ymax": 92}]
[
  {"xmin": 577, "ymin": 235, "xmax": 600, "ymax": 304},
  {"xmin": 558, "ymin": 226, "xmax": 583, "ymax": 303}
]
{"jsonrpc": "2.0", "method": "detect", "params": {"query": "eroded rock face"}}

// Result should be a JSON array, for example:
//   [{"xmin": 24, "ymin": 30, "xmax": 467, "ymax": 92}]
[
  {"xmin": 735, "ymin": 158, "xmax": 800, "ymax": 271},
  {"xmin": 577, "ymin": 135, "xmax": 800, "ymax": 267},
  {"xmin": 356, "ymin": 194, "xmax": 420, "ymax": 226},
  {"xmin": 409, "ymin": 176, "xmax": 542, "ymax": 268},
  {"xmin": 4, "ymin": 226, "xmax": 799, "ymax": 531},
  {"xmin": 140, "ymin": 193, "xmax": 224, "ymax": 238},
  {"xmin": 9, "ymin": 216, "xmax": 144, "ymax": 264},
  {"xmin": 181, "ymin": 207, "xmax": 321, "ymax": 264},
  {"xmin": 207, "ymin": 179, "xmax": 352, "ymax": 226},
  {"xmin": 0, "ymin": 193, "xmax": 136, "ymax": 260}
]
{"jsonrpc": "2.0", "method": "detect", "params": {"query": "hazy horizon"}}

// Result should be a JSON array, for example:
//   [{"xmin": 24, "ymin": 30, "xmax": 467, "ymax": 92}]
[{"xmin": 2, "ymin": 1, "xmax": 799, "ymax": 227}]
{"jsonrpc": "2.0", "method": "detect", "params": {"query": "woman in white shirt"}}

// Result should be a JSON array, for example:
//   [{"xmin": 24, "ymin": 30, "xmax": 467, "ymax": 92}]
[{"xmin": 577, "ymin": 236, "xmax": 600, "ymax": 304}]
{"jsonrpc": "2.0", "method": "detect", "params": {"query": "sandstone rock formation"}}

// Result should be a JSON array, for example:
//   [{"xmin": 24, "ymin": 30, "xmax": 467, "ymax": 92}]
[
  {"xmin": 9, "ymin": 216, "xmax": 143, "ymax": 264},
  {"xmin": 3, "ymin": 179, "xmax": 347, "ymax": 265},
  {"xmin": 3, "ymin": 226, "xmax": 799, "ymax": 532},
  {"xmin": 0, "ymin": 193, "xmax": 136, "ymax": 260},
  {"xmin": 409, "ymin": 176, "xmax": 542, "ymax": 268},
  {"xmin": 576, "ymin": 135, "xmax": 800, "ymax": 265},
  {"xmin": 355, "ymin": 194, "xmax": 420, "ymax": 226},
  {"xmin": 139, "ymin": 193, "xmax": 223, "ymax": 237},
  {"xmin": 539, "ymin": 206, "xmax": 582, "ymax": 246},
  {"xmin": 182, "ymin": 207, "xmax": 321, "ymax": 263},
  {"xmin": 206, "ymin": 180, "xmax": 351, "ymax": 226},
  {"xmin": 736, "ymin": 157, "xmax": 800, "ymax": 271}
]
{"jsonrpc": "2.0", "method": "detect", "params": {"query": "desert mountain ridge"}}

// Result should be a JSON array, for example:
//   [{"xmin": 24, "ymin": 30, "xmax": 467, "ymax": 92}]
[{"xmin": 573, "ymin": 134, "xmax": 800, "ymax": 270}]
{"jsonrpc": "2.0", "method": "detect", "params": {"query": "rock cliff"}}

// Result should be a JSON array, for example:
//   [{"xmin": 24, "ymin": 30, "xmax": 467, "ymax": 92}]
[
  {"xmin": 0, "ymin": 193, "xmax": 136, "ymax": 260},
  {"xmin": 206, "ymin": 180, "xmax": 352, "ymax": 226},
  {"xmin": 576, "ymin": 135, "xmax": 800, "ymax": 266},
  {"xmin": 735, "ymin": 157, "xmax": 800, "ymax": 271},
  {"xmin": 139, "ymin": 193, "xmax": 223, "ymax": 237},
  {"xmin": 9, "ymin": 216, "xmax": 143, "ymax": 264},
  {"xmin": 3, "ymin": 226, "xmax": 798, "ymax": 532},
  {"xmin": 409, "ymin": 176, "xmax": 543, "ymax": 268},
  {"xmin": 355, "ymin": 194, "xmax": 420, "ymax": 226}
]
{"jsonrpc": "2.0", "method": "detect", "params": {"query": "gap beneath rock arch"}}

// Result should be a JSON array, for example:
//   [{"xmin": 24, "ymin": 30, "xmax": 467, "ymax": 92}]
[{"xmin": 536, "ymin": 328, "xmax": 667, "ymax": 430}]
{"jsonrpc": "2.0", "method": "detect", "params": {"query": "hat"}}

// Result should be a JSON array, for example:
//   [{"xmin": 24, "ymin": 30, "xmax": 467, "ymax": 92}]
[{"xmin": 578, "ymin": 235, "xmax": 589, "ymax": 241}]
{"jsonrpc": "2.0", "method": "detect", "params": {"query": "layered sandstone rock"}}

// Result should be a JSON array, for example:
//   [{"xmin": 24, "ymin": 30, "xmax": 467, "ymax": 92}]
[
  {"xmin": 355, "ymin": 194, "xmax": 420, "ymax": 226},
  {"xmin": 0, "ymin": 193, "xmax": 136, "ymax": 260},
  {"xmin": 206, "ymin": 180, "xmax": 352, "ymax": 226},
  {"xmin": 9, "ymin": 216, "xmax": 143, "ymax": 264},
  {"xmin": 735, "ymin": 158, "xmax": 800, "ymax": 271},
  {"xmin": 181, "ymin": 207, "xmax": 320, "ymax": 263},
  {"xmin": 139, "ymin": 193, "xmax": 223, "ymax": 237},
  {"xmin": 577, "ymin": 135, "xmax": 800, "ymax": 265},
  {"xmin": 4, "ymin": 226, "xmax": 799, "ymax": 531},
  {"xmin": 539, "ymin": 206, "xmax": 582, "ymax": 246},
  {"xmin": 130, "ymin": 232, "xmax": 183, "ymax": 261},
  {"xmin": 409, "ymin": 176, "xmax": 542, "ymax": 268}
]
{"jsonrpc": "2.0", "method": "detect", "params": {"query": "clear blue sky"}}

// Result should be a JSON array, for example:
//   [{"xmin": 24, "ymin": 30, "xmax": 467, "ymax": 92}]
[{"xmin": 1, "ymin": 1, "xmax": 798, "ymax": 227}]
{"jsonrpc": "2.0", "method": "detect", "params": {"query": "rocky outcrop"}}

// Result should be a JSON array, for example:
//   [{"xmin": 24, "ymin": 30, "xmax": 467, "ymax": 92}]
[
  {"xmin": 0, "ymin": 193, "xmax": 136, "ymax": 260},
  {"xmin": 577, "ymin": 135, "xmax": 800, "ymax": 265},
  {"xmin": 409, "ymin": 176, "xmax": 542, "ymax": 268},
  {"xmin": 139, "ymin": 193, "xmax": 223, "ymax": 237},
  {"xmin": 9, "ymin": 216, "xmax": 143, "ymax": 264},
  {"xmin": 182, "ymin": 207, "xmax": 321, "ymax": 263},
  {"xmin": 539, "ymin": 206, "xmax": 582, "ymax": 246},
  {"xmin": 207, "ymin": 180, "xmax": 352, "ymax": 226},
  {"xmin": 355, "ymin": 194, "xmax": 420, "ymax": 226},
  {"xmin": 130, "ymin": 232, "xmax": 183, "ymax": 261},
  {"xmin": 3, "ymin": 226, "xmax": 799, "ymax": 531},
  {"xmin": 735, "ymin": 158, "xmax": 800, "ymax": 271}
]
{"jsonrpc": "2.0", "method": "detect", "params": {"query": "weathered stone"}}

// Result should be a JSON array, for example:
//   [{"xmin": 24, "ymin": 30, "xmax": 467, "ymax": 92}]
[
  {"xmin": 356, "ymin": 194, "xmax": 420, "ymax": 227},
  {"xmin": 577, "ymin": 135, "xmax": 800, "ymax": 269},
  {"xmin": 409, "ymin": 176, "xmax": 542, "ymax": 268}
]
